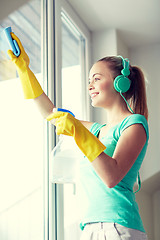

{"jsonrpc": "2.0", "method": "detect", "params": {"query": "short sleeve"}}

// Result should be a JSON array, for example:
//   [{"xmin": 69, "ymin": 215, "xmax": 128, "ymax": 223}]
[
  {"xmin": 119, "ymin": 114, "xmax": 149, "ymax": 141},
  {"xmin": 90, "ymin": 122, "xmax": 106, "ymax": 137}
]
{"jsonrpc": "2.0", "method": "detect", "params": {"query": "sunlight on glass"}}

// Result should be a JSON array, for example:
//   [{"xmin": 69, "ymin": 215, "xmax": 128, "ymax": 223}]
[
  {"xmin": 0, "ymin": 75, "xmax": 43, "ymax": 239},
  {"xmin": 62, "ymin": 65, "xmax": 82, "ymax": 118},
  {"xmin": 62, "ymin": 66, "xmax": 82, "ymax": 238},
  {"xmin": 0, "ymin": 75, "xmax": 43, "ymax": 208},
  {"xmin": 0, "ymin": 0, "xmax": 43, "ymax": 238}
]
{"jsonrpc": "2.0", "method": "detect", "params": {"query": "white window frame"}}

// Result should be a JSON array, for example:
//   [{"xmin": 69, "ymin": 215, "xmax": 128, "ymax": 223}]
[{"xmin": 42, "ymin": 0, "xmax": 91, "ymax": 240}]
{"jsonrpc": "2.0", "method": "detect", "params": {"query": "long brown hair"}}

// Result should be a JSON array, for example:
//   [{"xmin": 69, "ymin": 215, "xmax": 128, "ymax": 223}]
[{"xmin": 97, "ymin": 56, "xmax": 149, "ymax": 121}]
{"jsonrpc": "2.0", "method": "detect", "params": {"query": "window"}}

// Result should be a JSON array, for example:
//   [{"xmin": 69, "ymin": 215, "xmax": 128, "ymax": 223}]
[
  {"xmin": 48, "ymin": 1, "xmax": 90, "ymax": 239},
  {"xmin": 0, "ymin": 1, "xmax": 90, "ymax": 239},
  {"xmin": 56, "ymin": 9, "xmax": 90, "ymax": 239},
  {"xmin": 0, "ymin": 1, "xmax": 44, "ymax": 239},
  {"xmin": 62, "ymin": 12, "xmax": 85, "ymax": 239}
]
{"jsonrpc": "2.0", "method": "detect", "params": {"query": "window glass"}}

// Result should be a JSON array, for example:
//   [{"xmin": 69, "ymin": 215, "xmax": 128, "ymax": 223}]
[
  {"xmin": 62, "ymin": 13, "xmax": 84, "ymax": 119},
  {"xmin": 61, "ymin": 12, "xmax": 86, "ymax": 240},
  {"xmin": 0, "ymin": 1, "xmax": 43, "ymax": 240}
]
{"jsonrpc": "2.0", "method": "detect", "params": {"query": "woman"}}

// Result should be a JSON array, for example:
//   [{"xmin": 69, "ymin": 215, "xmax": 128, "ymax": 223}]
[{"xmin": 8, "ymin": 33, "xmax": 149, "ymax": 240}]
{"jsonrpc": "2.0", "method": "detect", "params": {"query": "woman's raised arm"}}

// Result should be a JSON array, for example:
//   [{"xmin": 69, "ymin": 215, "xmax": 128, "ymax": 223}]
[
  {"xmin": 34, "ymin": 92, "xmax": 55, "ymax": 119},
  {"xmin": 7, "ymin": 32, "xmax": 56, "ymax": 118}
]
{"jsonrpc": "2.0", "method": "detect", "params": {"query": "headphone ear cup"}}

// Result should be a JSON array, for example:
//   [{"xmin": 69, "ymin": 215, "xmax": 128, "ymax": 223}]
[
  {"xmin": 114, "ymin": 75, "xmax": 131, "ymax": 93},
  {"xmin": 121, "ymin": 68, "xmax": 130, "ymax": 76}
]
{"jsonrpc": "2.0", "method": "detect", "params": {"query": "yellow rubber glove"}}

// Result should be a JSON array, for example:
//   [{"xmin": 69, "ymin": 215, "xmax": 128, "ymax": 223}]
[
  {"xmin": 7, "ymin": 32, "xmax": 43, "ymax": 99},
  {"xmin": 46, "ymin": 111, "xmax": 106, "ymax": 162}
]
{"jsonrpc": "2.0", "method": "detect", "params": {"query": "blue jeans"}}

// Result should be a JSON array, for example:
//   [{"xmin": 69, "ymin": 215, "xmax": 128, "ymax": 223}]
[{"xmin": 80, "ymin": 222, "xmax": 148, "ymax": 240}]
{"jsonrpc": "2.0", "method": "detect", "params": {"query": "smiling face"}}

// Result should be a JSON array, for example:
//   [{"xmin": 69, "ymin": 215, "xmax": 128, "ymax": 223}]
[{"xmin": 88, "ymin": 61, "xmax": 118, "ymax": 108}]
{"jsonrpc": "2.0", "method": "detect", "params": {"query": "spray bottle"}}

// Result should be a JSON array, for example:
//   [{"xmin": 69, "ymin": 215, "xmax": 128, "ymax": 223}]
[{"xmin": 50, "ymin": 108, "xmax": 82, "ymax": 184}]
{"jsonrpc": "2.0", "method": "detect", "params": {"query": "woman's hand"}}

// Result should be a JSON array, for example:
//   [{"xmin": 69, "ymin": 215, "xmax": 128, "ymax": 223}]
[
  {"xmin": 7, "ymin": 33, "xmax": 30, "ymax": 71},
  {"xmin": 7, "ymin": 32, "xmax": 43, "ymax": 99},
  {"xmin": 46, "ymin": 111, "xmax": 106, "ymax": 162}
]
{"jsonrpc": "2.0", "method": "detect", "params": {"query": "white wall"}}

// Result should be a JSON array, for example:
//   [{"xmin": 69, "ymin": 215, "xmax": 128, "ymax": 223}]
[
  {"xmin": 153, "ymin": 190, "xmax": 160, "ymax": 240},
  {"xmin": 91, "ymin": 28, "xmax": 117, "ymax": 64},
  {"xmin": 117, "ymin": 31, "xmax": 129, "ymax": 58},
  {"xmin": 129, "ymin": 43, "xmax": 160, "ymax": 181},
  {"xmin": 136, "ymin": 190, "xmax": 154, "ymax": 240},
  {"xmin": 129, "ymin": 43, "xmax": 160, "ymax": 240},
  {"xmin": 91, "ymin": 28, "xmax": 117, "ymax": 123}
]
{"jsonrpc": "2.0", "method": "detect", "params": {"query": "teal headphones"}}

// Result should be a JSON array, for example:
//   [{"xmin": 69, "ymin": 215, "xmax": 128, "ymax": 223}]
[
  {"xmin": 114, "ymin": 56, "xmax": 131, "ymax": 93},
  {"xmin": 114, "ymin": 56, "xmax": 134, "ymax": 114}
]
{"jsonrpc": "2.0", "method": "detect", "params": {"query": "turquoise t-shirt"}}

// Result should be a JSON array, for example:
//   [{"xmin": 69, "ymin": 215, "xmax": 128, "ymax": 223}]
[{"xmin": 78, "ymin": 114, "xmax": 149, "ymax": 232}]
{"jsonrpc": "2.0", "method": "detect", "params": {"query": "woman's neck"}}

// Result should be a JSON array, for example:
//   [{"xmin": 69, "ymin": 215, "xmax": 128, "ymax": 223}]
[{"xmin": 105, "ymin": 106, "xmax": 132, "ymax": 126}]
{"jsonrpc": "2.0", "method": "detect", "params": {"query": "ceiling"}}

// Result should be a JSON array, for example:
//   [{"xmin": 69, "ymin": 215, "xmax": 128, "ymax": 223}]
[{"xmin": 67, "ymin": 0, "xmax": 160, "ymax": 48}]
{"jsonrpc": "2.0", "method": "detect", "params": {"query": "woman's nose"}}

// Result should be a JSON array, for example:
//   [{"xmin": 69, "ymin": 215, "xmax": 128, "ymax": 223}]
[{"xmin": 88, "ymin": 80, "xmax": 94, "ymax": 91}]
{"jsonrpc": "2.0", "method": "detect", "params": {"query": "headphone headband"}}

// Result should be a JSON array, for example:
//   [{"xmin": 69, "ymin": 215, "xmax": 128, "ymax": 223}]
[
  {"xmin": 118, "ymin": 56, "xmax": 130, "ymax": 76},
  {"xmin": 114, "ymin": 55, "xmax": 134, "ymax": 113}
]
